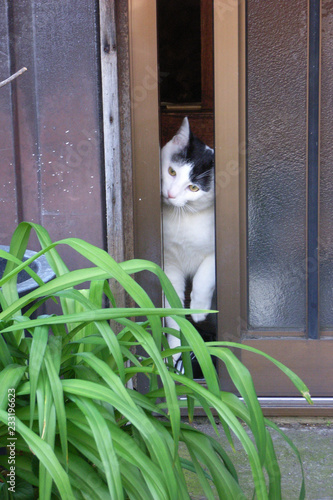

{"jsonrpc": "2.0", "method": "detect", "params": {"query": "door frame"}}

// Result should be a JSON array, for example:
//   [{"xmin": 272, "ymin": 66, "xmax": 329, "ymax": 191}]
[{"xmin": 128, "ymin": 0, "xmax": 162, "ymax": 309}]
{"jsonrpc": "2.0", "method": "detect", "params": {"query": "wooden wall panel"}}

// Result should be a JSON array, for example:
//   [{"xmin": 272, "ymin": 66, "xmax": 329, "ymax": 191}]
[
  {"xmin": 0, "ymin": 2, "xmax": 19, "ymax": 243},
  {"xmin": 9, "ymin": 0, "xmax": 42, "ymax": 249},
  {"xmin": 115, "ymin": 0, "xmax": 134, "ymax": 266},
  {"xmin": 1, "ymin": 0, "xmax": 106, "ymax": 271}
]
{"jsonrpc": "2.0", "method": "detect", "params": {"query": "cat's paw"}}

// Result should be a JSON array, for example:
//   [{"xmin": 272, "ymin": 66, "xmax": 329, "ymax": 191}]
[
  {"xmin": 191, "ymin": 312, "xmax": 208, "ymax": 323},
  {"xmin": 190, "ymin": 295, "xmax": 209, "ymax": 322}
]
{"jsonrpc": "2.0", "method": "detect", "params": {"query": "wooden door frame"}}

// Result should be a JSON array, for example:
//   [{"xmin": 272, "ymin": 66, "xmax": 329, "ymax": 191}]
[{"xmin": 128, "ymin": 0, "xmax": 162, "ymax": 309}]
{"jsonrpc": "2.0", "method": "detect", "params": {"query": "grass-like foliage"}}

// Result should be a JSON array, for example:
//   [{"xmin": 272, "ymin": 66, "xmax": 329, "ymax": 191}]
[{"xmin": 0, "ymin": 222, "xmax": 311, "ymax": 499}]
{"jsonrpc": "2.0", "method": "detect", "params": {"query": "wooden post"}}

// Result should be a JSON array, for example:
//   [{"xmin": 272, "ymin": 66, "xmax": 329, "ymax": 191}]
[{"xmin": 99, "ymin": 0, "xmax": 125, "ymax": 308}]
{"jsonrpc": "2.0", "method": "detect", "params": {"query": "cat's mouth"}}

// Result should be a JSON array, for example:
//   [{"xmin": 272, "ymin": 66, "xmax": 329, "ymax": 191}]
[{"xmin": 163, "ymin": 195, "xmax": 186, "ymax": 208}]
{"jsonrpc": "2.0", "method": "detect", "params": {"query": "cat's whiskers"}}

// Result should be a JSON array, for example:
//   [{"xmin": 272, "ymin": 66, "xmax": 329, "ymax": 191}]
[
  {"xmin": 169, "ymin": 206, "xmax": 183, "ymax": 231},
  {"xmin": 170, "ymin": 203, "xmax": 198, "ymax": 219},
  {"xmin": 184, "ymin": 203, "xmax": 198, "ymax": 214}
]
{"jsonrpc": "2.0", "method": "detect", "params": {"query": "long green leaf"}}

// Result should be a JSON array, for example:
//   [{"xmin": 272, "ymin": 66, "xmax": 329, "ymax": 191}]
[
  {"xmin": 66, "ymin": 420, "xmax": 165, "ymax": 500},
  {"xmin": 172, "ymin": 316, "xmax": 220, "ymax": 396},
  {"xmin": 184, "ymin": 446, "xmax": 217, "ymax": 500},
  {"xmin": 62, "ymin": 378, "xmax": 179, "ymax": 500},
  {"xmin": 182, "ymin": 430, "xmax": 246, "ymax": 500},
  {"xmin": 0, "ymin": 365, "xmax": 26, "ymax": 410},
  {"xmin": 217, "ymin": 392, "xmax": 283, "ymax": 497},
  {"xmin": 44, "ymin": 342, "xmax": 68, "ymax": 469},
  {"xmin": 164, "ymin": 323, "xmax": 235, "ymax": 450},
  {"xmin": 264, "ymin": 430, "xmax": 282, "ymax": 499},
  {"xmin": 142, "ymin": 415, "xmax": 191, "ymax": 500},
  {"xmin": 0, "ymin": 307, "xmax": 206, "ymax": 333},
  {"xmin": 54, "ymin": 447, "xmax": 110, "ymax": 500},
  {"xmin": 208, "ymin": 347, "xmax": 267, "ymax": 466},
  {"xmin": 27, "ymin": 222, "xmax": 69, "ymax": 277},
  {"xmin": 0, "ymin": 249, "xmax": 44, "ymax": 289},
  {"xmin": 73, "ymin": 352, "xmax": 138, "ymax": 404},
  {"xmin": 66, "ymin": 417, "xmax": 168, "ymax": 500},
  {"xmin": 169, "ymin": 373, "xmax": 268, "ymax": 500},
  {"xmin": 0, "ymin": 336, "xmax": 15, "ymax": 371},
  {"xmin": 55, "ymin": 288, "xmax": 125, "ymax": 381},
  {"xmin": 207, "ymin": 342, "xmax": 312, "ymax": 404},
  {"xmin": 265, "ymin": 419, "xmax": 306, "ymax": 500},
  {"xmin": 39, "ymin": 404, "xmax": 56, "ymax": 500},
  {"xmin": 4, "ymin": 222, "xmax": 68, "ymax": 284},
  {"xmin": 69, "ymin": 395, "xmax": 124, "ymax": 500},
  {"xmin": 0, "ymin": 409, "xmax": 73, "ymax": 498},
  {"xmin": 32, "ymin": 235, "xmax": 164, "ymax": 350},
  {"xmin": 120, "ymin": 259, "xmax": 183, "ymax": 308},
  {"xmin": 28, "ymin": 326, "xmax": 48, "ymax": 427},
  {"xmin": 117, "ymin": 317, "xmax": 181, "ymax": 459},
  {"xmin": 0, "ymin": 267, "xmax": 110, "ymax": 322},
  {"xmin": 35, "ymin": 367, "xmax": 56, "ymax": 500}
]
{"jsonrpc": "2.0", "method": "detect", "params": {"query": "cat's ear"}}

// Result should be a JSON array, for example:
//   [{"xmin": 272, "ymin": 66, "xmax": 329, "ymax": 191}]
[{"xmin": 172, "ymin": 117, "xmax": 190, "ymax": 147}]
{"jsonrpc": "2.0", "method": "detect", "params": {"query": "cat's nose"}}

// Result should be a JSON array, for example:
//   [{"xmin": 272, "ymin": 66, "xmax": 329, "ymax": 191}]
[{"xmin": 168, "ymin": 191, "xmax": 176, "ymax": 199}]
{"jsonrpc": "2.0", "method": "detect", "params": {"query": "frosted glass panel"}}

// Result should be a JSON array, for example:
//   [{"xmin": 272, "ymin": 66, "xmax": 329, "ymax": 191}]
[
  {"xmin": 320, "ymin": 3, "xmax": 333, "ymax": 329},
  {"xmin": 247, "ymin": 0, "xmax": 307, "ymax": 330}
]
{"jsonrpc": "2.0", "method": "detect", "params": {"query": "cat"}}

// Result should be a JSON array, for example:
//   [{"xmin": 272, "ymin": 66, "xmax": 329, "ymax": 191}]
[{"xmin": 161, "ymin": 117, "xmax": 215, "ymax": 364}]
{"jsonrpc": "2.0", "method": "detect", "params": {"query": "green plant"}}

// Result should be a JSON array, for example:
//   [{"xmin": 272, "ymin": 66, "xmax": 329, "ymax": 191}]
[{"xmin": 0, "ymin": 222, "xmax": 311, "ymax": 499}]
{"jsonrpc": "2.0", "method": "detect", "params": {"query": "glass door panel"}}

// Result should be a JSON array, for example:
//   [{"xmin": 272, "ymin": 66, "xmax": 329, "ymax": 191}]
[{"xmin": 247, "ymin": 0, "xmax": 308, "ymax": 331}]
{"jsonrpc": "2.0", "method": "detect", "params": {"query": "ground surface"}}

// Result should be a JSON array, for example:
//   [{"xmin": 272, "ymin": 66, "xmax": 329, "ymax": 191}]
[{"xmin": 181, "ymin": 417, "xmax": 333, "ymax": 500}]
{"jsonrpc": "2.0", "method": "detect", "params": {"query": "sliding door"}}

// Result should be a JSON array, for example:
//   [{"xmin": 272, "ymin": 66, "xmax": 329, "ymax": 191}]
[{"xmin": 130, "ymin": 0, "xmax": 333, "ymax": 412}]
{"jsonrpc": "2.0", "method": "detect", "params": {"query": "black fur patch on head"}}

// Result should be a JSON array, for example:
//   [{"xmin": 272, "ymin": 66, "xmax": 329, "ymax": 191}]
[{"xmin": 171, "ymin": 131, "xmax": 214, "ymax": 191}]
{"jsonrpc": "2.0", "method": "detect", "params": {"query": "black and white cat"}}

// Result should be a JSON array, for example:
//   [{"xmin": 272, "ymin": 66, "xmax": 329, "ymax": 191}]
[{"xmin": 161, "ymin": 117, "xmax": 215, "ymax": 358}]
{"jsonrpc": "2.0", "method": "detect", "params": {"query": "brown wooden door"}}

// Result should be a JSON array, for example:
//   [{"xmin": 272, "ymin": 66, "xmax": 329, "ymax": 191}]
[
  {"xmin": 215, "ymin": 0, "xmax": 333, "ymax": 413},
  {"xmin": 130, "ymin": 1, "xmax": 333, "ymax": 413}
]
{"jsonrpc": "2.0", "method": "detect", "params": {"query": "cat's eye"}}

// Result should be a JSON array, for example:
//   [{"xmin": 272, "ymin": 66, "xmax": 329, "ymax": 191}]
[
  {"xmin": 189, "ymin": 184, "xmax": 199, "ymax": 192},
  {"xmin": 168, "ymin": 166, "xmax": 176, "ymax": 176}
]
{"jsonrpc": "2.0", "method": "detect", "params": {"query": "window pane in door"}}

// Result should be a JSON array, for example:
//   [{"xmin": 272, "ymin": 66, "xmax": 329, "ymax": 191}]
[{"xmin": 247, "ymin": 0, "xmax": 308, "ymax": 330}]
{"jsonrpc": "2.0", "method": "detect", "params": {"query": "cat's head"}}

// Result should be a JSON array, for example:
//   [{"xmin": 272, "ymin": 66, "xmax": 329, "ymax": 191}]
[{"xmin": 161, "ymin": 117, "xmax": 214, "ymax": 210}]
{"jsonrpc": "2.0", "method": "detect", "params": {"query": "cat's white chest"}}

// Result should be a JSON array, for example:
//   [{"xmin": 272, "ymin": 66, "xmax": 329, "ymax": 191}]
[{"xmin": 163, "ymin": 206, "xmax": 215, "ymax": 276}]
